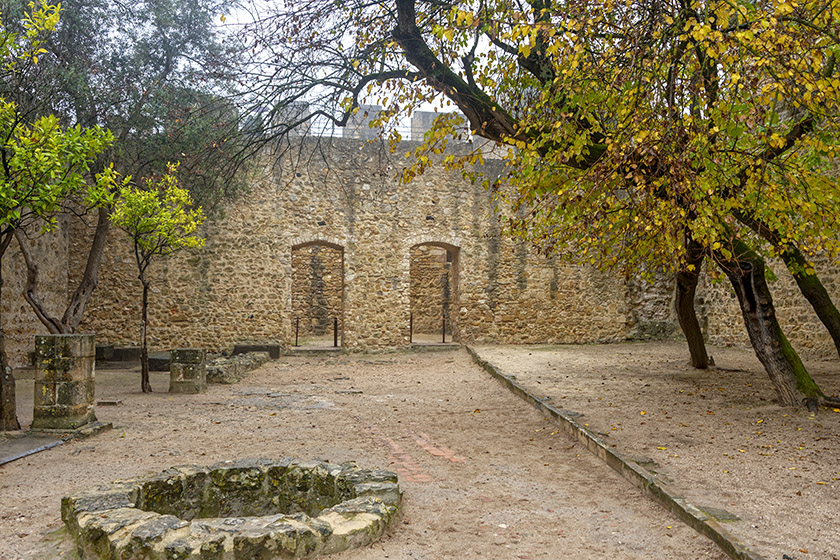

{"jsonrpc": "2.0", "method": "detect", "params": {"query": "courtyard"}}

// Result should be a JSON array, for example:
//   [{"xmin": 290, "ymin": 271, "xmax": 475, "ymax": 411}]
[{"xmin": 1, "ymin": 343, "xmax": 838, "ymax": 559}]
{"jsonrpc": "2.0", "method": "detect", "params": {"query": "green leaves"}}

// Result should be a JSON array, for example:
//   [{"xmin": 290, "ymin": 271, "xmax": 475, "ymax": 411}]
[
  {"xmin": 109, "ymin": 162, "xmax": 205, "ymax": 274},
  {"xmin": 0, "ymin": 2, "xmax": 114, "ymax": 239}
]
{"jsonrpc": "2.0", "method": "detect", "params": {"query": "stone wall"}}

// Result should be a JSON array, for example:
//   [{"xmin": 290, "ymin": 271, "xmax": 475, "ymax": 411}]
[
  {"xmin": 63, "ymin": 138, "xmax": 633, "ymax": 352},
  {"xmin": 699, "ymin": 258, "xmax": 840, "ymax": 358},
  {"xmin": 1, "ymin": 134, "xmax": 834, "ymax": 361},
  {"xmin": 1, "ymin": 225, "xmax": 68, "ymax": 368}
]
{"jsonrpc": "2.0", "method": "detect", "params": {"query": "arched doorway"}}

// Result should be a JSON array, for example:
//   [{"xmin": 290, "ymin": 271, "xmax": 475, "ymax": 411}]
[
  {"xmin": 291, "ymin": 241, "xmax": 344, "ymax": 347},
  {"xmin": 409, "ymin": 242, "xmax": 460, "ymax": 344}
]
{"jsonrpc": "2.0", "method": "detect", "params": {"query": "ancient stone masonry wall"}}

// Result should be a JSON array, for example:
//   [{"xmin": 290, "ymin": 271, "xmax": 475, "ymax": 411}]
[
  {"xmin": 1, "ymin": 225, "xmax": 68, "ymax": 368},
  {"xmin": 46, "ymin": 133, "xmax": 840, "ymax": 358},
  {"xmin": 64, "ymin": 138, "xmax": 637, "ymax": 353},
  {"xmin": 699, "ymin": 257, "xmax": 840, "ymax": 358}
]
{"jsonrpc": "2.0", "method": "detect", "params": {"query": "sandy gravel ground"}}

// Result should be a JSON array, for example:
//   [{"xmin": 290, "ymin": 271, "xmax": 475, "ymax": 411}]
[
  {"xmin": 473, "ymin": 342, "xmax": 840, "ymax": 560},
  {"xmin": 0, "ymin": 348, "xmax": 728, "ymax": 559}
]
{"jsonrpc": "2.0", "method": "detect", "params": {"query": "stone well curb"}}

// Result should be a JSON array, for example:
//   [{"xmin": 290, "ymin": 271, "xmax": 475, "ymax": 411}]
[
  {"xmin": 62, "ymin": 458, "xmax": 401, "ymax": 559},
  {"xmin": 465, "ymin": 346, "xmax": 766, "ymax": 560}
]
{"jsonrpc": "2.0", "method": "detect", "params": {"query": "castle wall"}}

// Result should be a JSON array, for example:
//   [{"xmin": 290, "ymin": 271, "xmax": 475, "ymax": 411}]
[
  {"xmin": 11, "ymin": 136, "xmax": 825, "ymax": 359},
  {"xmin": 68, "ymin": 138, "xmax": 635, "ymax": 352},
  {"xmin": 409, "ymin": 245, "xmax": 452, "ymax": 335},
  {"xmin": 699, "ymin": 258, "xmax": 840, "ymax": 358},
  {"xmin": 291, "ymin": 244, "xmax": 343, "ymax": 337}
]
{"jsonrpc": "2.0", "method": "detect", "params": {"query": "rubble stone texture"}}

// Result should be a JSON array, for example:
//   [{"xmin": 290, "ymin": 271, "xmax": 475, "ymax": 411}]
[
  {"xmin": 291, "ymin": 244, "xmax": 343, "ymax": 338},
  {"xmin": 30, "ymin": 334, "xmax": 97, "ymax": 430},
  {"xmin": 62, "ymin": 458, "xmax": 401, "ymax": 560},
  {"xmin": 169, "ymin": 348, "xmax": 207, "ymax": 394}
]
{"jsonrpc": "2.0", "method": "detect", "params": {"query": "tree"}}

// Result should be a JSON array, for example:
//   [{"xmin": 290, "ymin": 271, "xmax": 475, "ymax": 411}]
[
  {"xmin": 242, "ymin": 0, "xmax": 840, "ymax": 408},
  {"xmin": 0, "ymin": 2, "xmax": 116, "ymax": 430},
  {"xmin": 0, "ymin": 0, "xmax": 247, "ymax": 338},
  {"xmin": 109, "ymin": 163, "xmax": 204, "ymax": 393}
]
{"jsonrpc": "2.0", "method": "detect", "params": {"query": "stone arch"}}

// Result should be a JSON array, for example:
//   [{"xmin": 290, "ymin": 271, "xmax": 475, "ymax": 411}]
[
  {"xmin": 290, "ymin": 239, "xmax": 345, "ymax": 347},
  {"xmin": 402, "ymin": 233, "xmax": 464, "ymax": 254},
  {"xmin": 291, "ymin": 237, "xmax": 345, "ymax": 252},
  {"xmin": 407, "ymin": 240, "xmax": 461, "ymax": 344}
]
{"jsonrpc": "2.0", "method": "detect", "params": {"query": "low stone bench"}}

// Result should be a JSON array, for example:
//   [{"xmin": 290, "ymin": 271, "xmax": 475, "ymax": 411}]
[{"xmin": 62, "ymin": 458, "xmax": 401, "ymax": 559}]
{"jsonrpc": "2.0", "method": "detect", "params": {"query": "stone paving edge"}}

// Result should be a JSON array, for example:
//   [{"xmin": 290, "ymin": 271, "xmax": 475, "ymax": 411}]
[{"xmin": 465, "ymin": 345, "xmax": 766, "ymax": 560}]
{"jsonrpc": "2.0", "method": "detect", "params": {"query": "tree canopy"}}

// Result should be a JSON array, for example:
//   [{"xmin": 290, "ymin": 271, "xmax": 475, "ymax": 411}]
[
  {"xmin": 245, "ymin": 0, "xmax": 840, "ymax": 407},
  {"xmin": 0, "ymin": 0, "xmax": 246, "ymax": 207},
  {"xmin": 247, "ymin": 0, "xmax": 840, "ymax": 270}
]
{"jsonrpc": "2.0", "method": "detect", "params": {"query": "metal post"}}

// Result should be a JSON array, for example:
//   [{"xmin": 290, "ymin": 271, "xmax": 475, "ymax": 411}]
[
  {"xmin": 334, "ymin": 317, "xmax": 338, "ymax": 347},
  {"xmin": 409, "ymin": 313, "xmax": 413, "ymax": 343},
  {"xmin": 442, "ymin": 317, "xmax": 446, "ymax": 343},
  {"xmin": 295, "ymin": 318, "xmax": 299, "ymax": 347}
]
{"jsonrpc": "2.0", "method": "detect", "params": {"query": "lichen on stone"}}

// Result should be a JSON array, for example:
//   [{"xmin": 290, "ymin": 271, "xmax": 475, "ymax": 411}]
[{"xmin": 62, "ymin": 457, "xmax": 401, "ymax": 559}]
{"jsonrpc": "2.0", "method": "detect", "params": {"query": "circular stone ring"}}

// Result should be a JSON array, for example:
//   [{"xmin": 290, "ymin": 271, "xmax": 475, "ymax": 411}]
[{"xmin": 61, "ymin": 458, "xmax": 401, "ymax": 559}]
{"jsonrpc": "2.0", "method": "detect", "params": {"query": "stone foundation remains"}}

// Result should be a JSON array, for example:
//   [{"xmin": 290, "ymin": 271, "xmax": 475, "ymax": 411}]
[
  {"xmin": 206, "ymin": 352, "xmax": 271, "ymax": 385},
  {"xmin": 62, "ymin": 458, "xmax": 401, "ymax": 559}
]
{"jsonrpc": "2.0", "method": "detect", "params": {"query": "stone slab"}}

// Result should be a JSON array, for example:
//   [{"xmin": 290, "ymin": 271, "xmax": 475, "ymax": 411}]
[
  {"xmin": 148, "ymin": 352, "xmax": 171, "ymax": 371},
  {"xmin": 95, "ymin": 344, "xmax": 115, "ymax": 362},
  {"xmin": 112, "ymin": 347, "xmax": 142, "ymax": 362},
  {"xmin": 1, "ymin": 421, "xmax": 112, "ymax": 466},
  {"xmin": 0, "ymin": 435, "xmax": 64, "ymax": 466},
  {"xmin": 29, "ymin": 420, "xmax": 113, "ymax": 440}
]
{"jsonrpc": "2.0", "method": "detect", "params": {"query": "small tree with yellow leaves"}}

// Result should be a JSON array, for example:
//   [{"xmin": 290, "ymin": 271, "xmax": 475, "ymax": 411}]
[{"xmin": 110, "ymin": 164, "xmax": 205, "ymax": 393}]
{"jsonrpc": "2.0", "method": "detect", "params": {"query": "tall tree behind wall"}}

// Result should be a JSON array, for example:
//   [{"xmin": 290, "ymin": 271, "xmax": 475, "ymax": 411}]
[{"xmin": 0, "ymin": 0, "xmax": 249, "ymax": 339}]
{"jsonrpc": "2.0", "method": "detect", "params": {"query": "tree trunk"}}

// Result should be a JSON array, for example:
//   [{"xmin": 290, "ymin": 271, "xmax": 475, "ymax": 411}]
[
  {"xmin": 15, "ymin": 230, "xmax": 65, "ymax": 334},
  {"xmin": 0, "ymin": 233, "xmax": 21, "ymax": 431},
  {"xmin": 675, "ymin": 238, "xmax": 710, "ymax": 369},
  {"xmin": 713, "ymin": 239, "xmax": 823, "ymax": 409},
  {"xmin": 61, "ymin": 206, "xmax": 111, "ymax": 332},
  {"xmin": 140, "ymin": 280, "xmax": 152, "ymax": 393},
  {"xmin": 787, "ymin": 260, "xmax": 840, "ymax": 359},
  {"xmin": 734, "ymin": 210, "xmax": 840, "ymax": 359},
  {"xmin": 16, "ymin": 207, "xmax": 112, "ymax": 335}
]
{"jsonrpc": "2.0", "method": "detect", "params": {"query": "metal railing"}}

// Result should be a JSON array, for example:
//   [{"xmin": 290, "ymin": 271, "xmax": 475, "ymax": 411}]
[{"xmin": 294, "ymin": 317, "xmax": 339, "ymax": 347}]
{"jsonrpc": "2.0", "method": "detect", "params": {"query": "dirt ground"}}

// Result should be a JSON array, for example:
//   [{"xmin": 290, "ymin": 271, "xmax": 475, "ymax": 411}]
[
  {"xmin": 473, "ymin": 342, "xmax": 840, "ymax": 560},
  {"xmin": 0, "ymin": 343, "xmax": 834, "ymax": 560}
]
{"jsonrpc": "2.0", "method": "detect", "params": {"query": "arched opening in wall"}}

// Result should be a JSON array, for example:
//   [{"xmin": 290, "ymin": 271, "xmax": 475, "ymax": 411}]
[
  {"xmin": 291, "ymin": 242, "xmax": 344, "ymax": 348},
  {"xmin": 409, "ymin": 243, "xmax": 460, "ymax": 344}
]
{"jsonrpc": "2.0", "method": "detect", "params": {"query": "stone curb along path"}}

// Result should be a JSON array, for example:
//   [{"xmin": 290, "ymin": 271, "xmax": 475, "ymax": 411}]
[
  {"xmin": 61, "ymin": 458, "xmax": 401, "ymax": 559},
  {"xmin": 465, "ymin": 346, "xmax": 766, "ymax": 560}
]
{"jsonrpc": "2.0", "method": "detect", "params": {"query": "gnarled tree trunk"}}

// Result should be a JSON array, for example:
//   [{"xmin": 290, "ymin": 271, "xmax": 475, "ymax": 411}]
[
  {"xmin": 735, "ymin": 210, "xmax": 840, "ymax": 359},
  {"xmin": 15, "ymin": 207, "xmax": 111, "ymax": 335},
  {"xmin": 714, "ymin": 239, "xmax": 823, "ymax": 409},
  {"xmin": 675, "ymin": 238, "xmax": 710, "ymax": 369}
]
